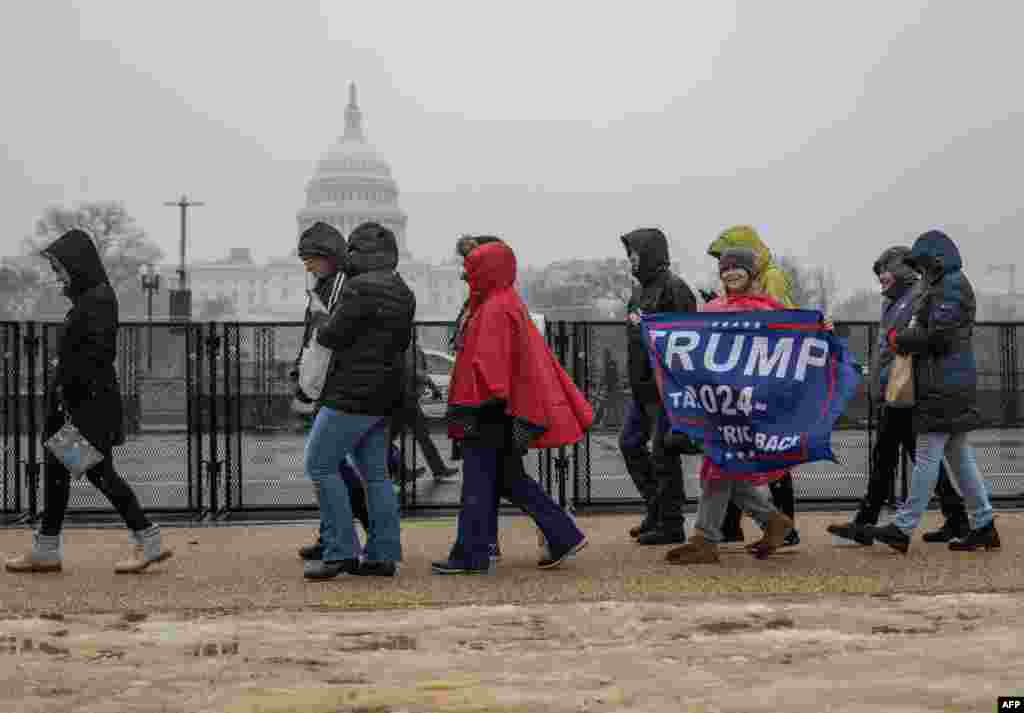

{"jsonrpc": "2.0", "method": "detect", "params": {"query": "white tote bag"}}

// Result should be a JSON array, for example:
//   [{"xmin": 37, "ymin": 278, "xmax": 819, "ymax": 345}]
[{"xmin": 298, "ymin": 274, "xmax": 344, "ymax": 400}]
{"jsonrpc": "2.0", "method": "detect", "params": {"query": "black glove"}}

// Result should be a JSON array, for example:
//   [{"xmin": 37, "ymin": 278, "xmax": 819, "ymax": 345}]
[{"xmin": 665, "ymin": 431, "xmax": 703, "ymax": 455}]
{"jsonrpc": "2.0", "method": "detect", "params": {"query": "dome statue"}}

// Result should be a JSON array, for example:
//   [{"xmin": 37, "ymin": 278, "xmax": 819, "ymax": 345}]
[{"xmin": 296, "ymin": 82, "xmax": 410, "ymax": 257}]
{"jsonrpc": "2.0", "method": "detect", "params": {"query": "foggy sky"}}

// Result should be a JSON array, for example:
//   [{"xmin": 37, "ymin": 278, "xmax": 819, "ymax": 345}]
[{"xmin": 2, "ymin": 1, "xmax": 1022, "ymax": 297}]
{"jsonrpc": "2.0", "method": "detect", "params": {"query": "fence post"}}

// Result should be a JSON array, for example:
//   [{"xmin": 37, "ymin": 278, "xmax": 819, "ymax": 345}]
[
  {"xmin": 220, "ymin": 322, "xmax": 242, "ymax": 517},
  {"xmin": 186, "ymin": 324, "xmax": 205, "ymax": 518},
  {"xmin": 22, "ymin": 323, "xmax": 41, "ymax": 523},
  {"xmin": 204, "ymin": 324, "xmax": 222, "ymax": 518},
  {"xmin": 2, "ymin": 323, "xmax": 23, "ymax": 518}
]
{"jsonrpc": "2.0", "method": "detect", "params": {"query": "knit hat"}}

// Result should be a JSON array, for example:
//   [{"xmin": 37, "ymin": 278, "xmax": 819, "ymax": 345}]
[{"xmin": 718, "ymin": 247, "xmax": 758, "ymax": 276}]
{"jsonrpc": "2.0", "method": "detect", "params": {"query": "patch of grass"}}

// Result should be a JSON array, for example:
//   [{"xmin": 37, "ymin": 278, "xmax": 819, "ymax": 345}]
[
  {"xmin": 400, "ymin": 518, "xmax": 457, "ymax": 529},
  {"xmin": 319, "ymin": 589, "xmax": 435, "ymax": 610},
  {"xmin": 623, "ymin": 574, "xmax": 883, "ymax": 595},
  {"xmin": 223, "ymin": 682, "xmax": 529, "ymax": 713}
]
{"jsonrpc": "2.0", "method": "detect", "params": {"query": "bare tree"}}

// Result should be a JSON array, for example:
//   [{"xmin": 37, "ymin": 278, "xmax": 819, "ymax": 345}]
[
  {"xmin": 774, "ymin": 254, "xmax": 809, "ymax": 307},
  {"xmin": 21, "ymin": 201, "xmax": 163, "ymax": 290},
  {"xmin": 0, "ymin": 261, "xmax": 42, "ymax": 320},
  {"xmin": 834, "ymin": 288, "xmax": 882, "ymax": 321},
  {"xmin": 775, "ymin": 255, "xmax": 840, "ymax": 313},
  {"xmin": 808, "ymin": 264, "xmax": 841, "ymax": 315}
]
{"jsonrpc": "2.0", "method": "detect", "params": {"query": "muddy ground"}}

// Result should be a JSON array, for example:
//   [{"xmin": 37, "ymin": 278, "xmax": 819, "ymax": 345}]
[{"xmin": 1, "ymin": 512, "xmax": 1021, "ymax": 712}]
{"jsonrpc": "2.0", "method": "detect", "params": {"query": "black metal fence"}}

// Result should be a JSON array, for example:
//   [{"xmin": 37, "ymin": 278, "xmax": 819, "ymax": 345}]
[{"xmin": 2, "ymin": 320, "xmax": 1023, "ymax": 523}]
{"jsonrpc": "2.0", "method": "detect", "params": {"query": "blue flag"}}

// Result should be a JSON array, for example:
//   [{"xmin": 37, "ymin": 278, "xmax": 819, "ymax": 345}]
[{"xmin": 641, "ymin": 310, "xmax": 862, "ymax": 472}]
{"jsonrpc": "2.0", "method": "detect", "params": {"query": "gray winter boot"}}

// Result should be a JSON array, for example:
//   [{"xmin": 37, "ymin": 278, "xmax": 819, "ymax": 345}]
[
  {"xmin": 115, "ymin": 525, "xmax": 173, "ymax": 574},
  {"xmin": 5, "ymin": 532, "xmax": 63, "ymax": 573}
]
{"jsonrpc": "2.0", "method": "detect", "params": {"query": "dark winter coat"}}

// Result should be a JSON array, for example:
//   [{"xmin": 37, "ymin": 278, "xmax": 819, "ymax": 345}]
[
  {"xmin": 41, "ymin": 229, "xmax": 125, "ymax": 452},
  {"xmin": 871, "ymin": 280, "xmax": 920, "ymax": 402},
  {"xmin": 620, "ymin": 228, "xmax": 697, "ymax": 404},
  {"xmin": 869, "ymin": 246, "xmax": 920, "ymax": 401},
  {"xmin": 316, "ymin": 222, "xmax": 416, "ymax": 416},
  {"xmin": 891, "ymin": 231, "xmax": 980, "ymax": 433}
]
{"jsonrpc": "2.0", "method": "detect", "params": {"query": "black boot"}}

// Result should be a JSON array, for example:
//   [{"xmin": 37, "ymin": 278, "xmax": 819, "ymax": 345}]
[
  {"xmin": 629, "ymin": 513, "xmax": 656, "ymax": 539},
  {"xmin": 826, "ymin": 521, "xmax": 874, "ymax": 545},
  {"xmin": 864, "ymin": 523, "xmax": 910, "ymax": 554},
  {"xmin": 826, "ymin": 508, "xmax": 876, "ymax": 546},
  {"xmin": 948, "ymin": 521, "xmax": 1001, "ymax": 552},
  {"xmin": 720, "ymin": 502, "xmax": 744, "ymax": 543},
  {"xmin": 636, "ymin": 527, "xmax": 687, "ymax": 545},
  {"xmin": 299, "ymin": 539, "xmax": 323, "ymax": 561},
  {"xmin": 923, "ymin": 518, "xmax": 970, "ymax": 543}
]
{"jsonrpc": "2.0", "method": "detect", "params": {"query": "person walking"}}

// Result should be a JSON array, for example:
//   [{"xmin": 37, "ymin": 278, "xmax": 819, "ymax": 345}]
[
  {"xmin": 860, "ymin": 231, "xmax": 999, "ymax": 553},
  {"xmin": 665, "ymin": 247, "xmax": 798, "ymax": 564},
  {"xmin": 827, "ymin": 246, "xmax": 969, "ymax": 545},
  {"xmin": 6, "ymin": 229, "xmax": 172, "ymax": 574},
  {"xmin": 706, "ymin": 225, "xmax": 800, "ymax": 546},
  {"xmin": 619, "ymin": 228, "xmax": 698, "ymax": 545},
  {"xmin": 391, "ymin": 344, "xmax": 459, "ymax": 481},
  {"xmin": 432, "ymin": 239, "xmax": 590, "ymax": 574},
  {"xmin": 302, "ymin": 222, "xmax": 415, "ymax": 579},
  {"xmin": 290, "ymin": 221, "xmax": 371, "ymax": 562}
]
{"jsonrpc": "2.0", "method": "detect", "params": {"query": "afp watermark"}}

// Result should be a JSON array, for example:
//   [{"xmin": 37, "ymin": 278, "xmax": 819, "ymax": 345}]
[{"xmin": 999, "ymin": 697, "xmax": 1024, "ymax": 710}]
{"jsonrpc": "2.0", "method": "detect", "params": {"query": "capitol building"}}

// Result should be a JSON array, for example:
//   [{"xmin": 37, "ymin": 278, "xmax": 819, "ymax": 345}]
[{"xmin": 182, "ymin": 83, "xmax": 465, "ymax": 322}]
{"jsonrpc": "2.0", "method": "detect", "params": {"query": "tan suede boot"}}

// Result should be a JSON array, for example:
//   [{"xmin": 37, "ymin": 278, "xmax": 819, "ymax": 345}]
[
  {"xmin": 748, "ymin": 512, "xmax": 795, "ymax": 559},
  {"xmin": 115, "ymin": 525, "xmax": 173, "ymax": 574},
  {"xmin": 665, "ymin": 530, "xmax": 720, "ymax": 565},
  {"xmin": 5, "ymin": 532, "xmax": 63, "ymax": 573}
]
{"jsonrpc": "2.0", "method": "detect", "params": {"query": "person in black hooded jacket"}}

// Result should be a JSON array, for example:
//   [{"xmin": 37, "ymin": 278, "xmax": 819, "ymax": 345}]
[
  {"xmin": 290, "ymin": 221, "xmax": 371, "ymax": 563},
  {"xmin": 618, "ymin": 227, "xmax": 698, "ymax": 545},
  {"xmin": 6, "ymin": 230, "xmax": 172, "ymax": 575},
  {"xmin": 302, "ymin": 222, "xmax": 415, "ymax": 580}
]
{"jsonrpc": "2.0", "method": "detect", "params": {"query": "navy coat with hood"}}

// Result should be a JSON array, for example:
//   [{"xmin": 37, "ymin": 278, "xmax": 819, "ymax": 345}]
[
  {"xmin": 892, "ymin": 230, "xmax": 980, "ymax": 433},
  {"xmin": 316, "ymin": 222, "xmax": 416, "ymax": 416},
  {"xmin": 41, "ymin": 229, "xmax": 125, "ymax": 451},
  {"xmin": 621, "ymin": 228, "xmax": 697, "ymax": 404},
  {"xmin": 869, "ymin": 246, "xmax": 920, "ymax": 401}
]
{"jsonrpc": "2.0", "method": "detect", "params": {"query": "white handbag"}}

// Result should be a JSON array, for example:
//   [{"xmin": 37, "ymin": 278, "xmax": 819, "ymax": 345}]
[
  {"xmin": 298, "ymin": 274, "xmax": 344, "ymax": 401},
  {"xmin": 45, "ymin": 413, "xmax": 104, "ymax": 479}
]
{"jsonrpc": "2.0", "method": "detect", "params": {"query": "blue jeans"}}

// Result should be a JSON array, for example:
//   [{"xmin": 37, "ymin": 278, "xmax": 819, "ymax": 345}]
[
  {"xmin": 305, "ymin": 408, "xmax": 401, "ymax": 562},
  {"xmin": 893, "ymin": 431, "xmax": 994, "ymax": 533},
  {"xmin": 452, "ymin": 443, "xmax": 584, "ymax": 569}
]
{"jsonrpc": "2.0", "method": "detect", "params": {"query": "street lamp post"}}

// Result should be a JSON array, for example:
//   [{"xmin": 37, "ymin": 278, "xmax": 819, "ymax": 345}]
[
  {"xmin": 163, "ymin": 195, "xmax": 205, "ymax": 321},
  {"xmin": 140, "ymin": 264, "xmax": 161, "ymax": 371}
]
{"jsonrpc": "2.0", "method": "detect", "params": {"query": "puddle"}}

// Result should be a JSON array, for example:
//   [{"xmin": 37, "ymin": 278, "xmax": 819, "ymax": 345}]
[
  {"xmin": 698, "ymin": 621, "xmax": 755, "ymax": 635},
  {"xmin": 333, "ymin": 633, "xmax": 417, "ymax": 652},
  {"xmin": 189, "ymin": 640, "xmax": 240, "ymax": 657},
  {"xmin": 2, "ymin": 636, "xmax": 70, "ymax": 656},
  {"xmin": 871, "ymin": 625, "xmax": 939, "ymax": 635}
]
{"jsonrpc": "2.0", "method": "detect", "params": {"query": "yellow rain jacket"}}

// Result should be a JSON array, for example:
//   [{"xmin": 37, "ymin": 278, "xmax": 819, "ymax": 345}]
[{"xmin": 707, "ymin": 225, "xmax": 796, "ymax": 308}]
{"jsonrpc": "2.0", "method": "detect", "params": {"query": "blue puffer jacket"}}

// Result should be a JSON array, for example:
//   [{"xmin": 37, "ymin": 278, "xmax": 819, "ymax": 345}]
[
  {"xmin": 891, "ymin": 231, "xmax": 980, "ymax": 433},
  {"xmin": 872, "ymin": 279, "xmax": 919, "ymax": 401}
]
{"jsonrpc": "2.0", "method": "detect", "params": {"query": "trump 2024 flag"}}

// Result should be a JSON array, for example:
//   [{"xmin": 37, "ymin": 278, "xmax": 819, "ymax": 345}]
[{"xmin": 641, "ymin": 310, "xmax": 862, "ymax": 473}]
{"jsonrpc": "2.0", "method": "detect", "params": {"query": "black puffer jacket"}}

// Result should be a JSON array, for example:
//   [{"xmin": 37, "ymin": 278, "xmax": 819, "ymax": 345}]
[
  {"xmin": 41, "ymin": 229, "xmax": 125, "ymax": 451},
  {"xmin": 621, "ymin": 228, "xmax": 697, "ymax": 404},
  {"xmin": 317, "ymin": 222, "xmax": 416, "ymax": 416},
  {"xmin": 892, "ymin": 230, "xmax": 980, "ymax": 433}
]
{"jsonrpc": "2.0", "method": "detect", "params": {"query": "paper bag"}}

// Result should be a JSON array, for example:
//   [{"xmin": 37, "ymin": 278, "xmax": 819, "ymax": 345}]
[{"xmin": 885, "ymin": 353, "xmax": 915, "ymax": 407}]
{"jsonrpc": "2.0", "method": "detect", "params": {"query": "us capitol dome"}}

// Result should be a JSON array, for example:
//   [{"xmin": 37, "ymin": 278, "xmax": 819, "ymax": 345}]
[
  {"xmin": 296, "ymin": 82, "xmax": 410, "ymax": 258},
  {"xmin": 182, "ymin": 82, "xmax": 464, "ymax": 324}
]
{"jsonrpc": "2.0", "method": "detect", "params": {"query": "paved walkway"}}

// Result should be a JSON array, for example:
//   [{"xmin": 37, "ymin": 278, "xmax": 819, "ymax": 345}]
[
  {"xmin": 1, "ymin": 513, "xmax": 1020, "ymax": 713},
  {"xmin": 1, "ymin": 512, "xmax": 1020, "ymax": 614}
]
